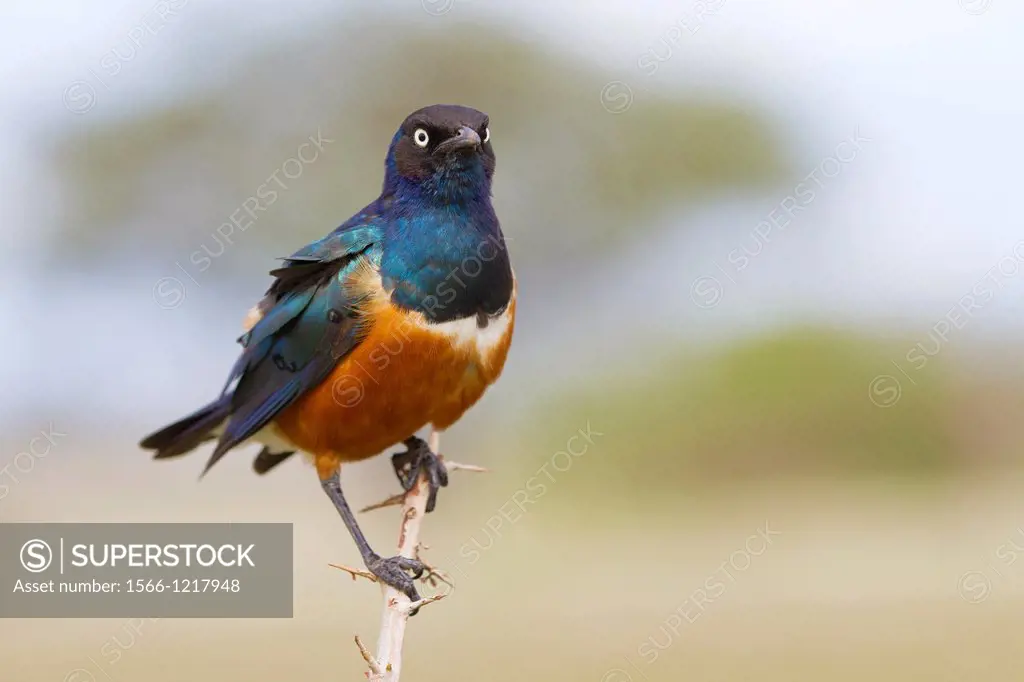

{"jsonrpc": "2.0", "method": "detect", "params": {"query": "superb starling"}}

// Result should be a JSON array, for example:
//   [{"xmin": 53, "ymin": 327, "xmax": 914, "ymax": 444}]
[{"xmin": 140, "ymin": 105, "xmax": 515, "ymax": 601}]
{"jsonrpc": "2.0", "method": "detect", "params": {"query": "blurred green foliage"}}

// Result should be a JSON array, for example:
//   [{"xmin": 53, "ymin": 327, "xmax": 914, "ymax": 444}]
[
  {"xmin": 528, "ymin": 327, "xmax": 959, "ymax": 495},
  {"xmin": 52, "ymin": 18, "xmax": 787, "ymax": 267}
]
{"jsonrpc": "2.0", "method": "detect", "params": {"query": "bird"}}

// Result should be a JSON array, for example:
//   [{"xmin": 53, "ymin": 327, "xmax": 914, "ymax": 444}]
[{"xmin": 140, "ymin": 104, "xmax": 515, "ymax": 601}]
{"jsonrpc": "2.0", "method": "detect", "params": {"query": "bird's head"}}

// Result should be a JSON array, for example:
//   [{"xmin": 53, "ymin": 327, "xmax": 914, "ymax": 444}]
[{"xmin": 383, "ymin": 104, "xmax": 495, "ymax": 203}]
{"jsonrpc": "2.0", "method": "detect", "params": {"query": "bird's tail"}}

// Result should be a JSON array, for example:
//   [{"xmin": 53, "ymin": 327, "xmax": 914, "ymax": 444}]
[{"xmin": 139, "ymin": 396, "xmax": 231, "ymax": 459}]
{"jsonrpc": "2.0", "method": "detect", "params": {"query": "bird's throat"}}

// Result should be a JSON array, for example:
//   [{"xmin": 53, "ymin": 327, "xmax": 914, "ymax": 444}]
[{"xmin": 381, "ymin": 206, "xmax": 513, "ymax": 324}]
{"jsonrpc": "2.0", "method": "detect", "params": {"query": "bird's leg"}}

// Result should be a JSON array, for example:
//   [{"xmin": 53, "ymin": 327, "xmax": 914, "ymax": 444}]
[
  {"xmin": 391, "ymin": 436, "xmax": 449, "ymax": 513},
  {"xmin": 320, "ymin": 470, "xmax": 425, "ymax": 602}
]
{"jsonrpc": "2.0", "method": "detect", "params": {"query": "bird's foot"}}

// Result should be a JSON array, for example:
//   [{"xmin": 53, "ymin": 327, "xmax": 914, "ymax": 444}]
[
  {"xmin": 366, "ymin": 553, "xmax": 426, "ymax": 603},
  {"xmin": 391, "ymin": 437, "xmax": 449, "ymax": 513}
]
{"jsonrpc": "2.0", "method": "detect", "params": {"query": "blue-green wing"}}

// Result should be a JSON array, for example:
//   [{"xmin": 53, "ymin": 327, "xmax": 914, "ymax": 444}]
[{"xmin": 203, "ymin": 220, "xmax": 381, "ymax": 473}]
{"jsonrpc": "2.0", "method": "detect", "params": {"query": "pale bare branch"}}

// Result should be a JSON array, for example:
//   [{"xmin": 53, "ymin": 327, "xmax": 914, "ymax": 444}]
[{"xmin": 346, "ymin": 429, "xmax": 482, "ymax": 681}]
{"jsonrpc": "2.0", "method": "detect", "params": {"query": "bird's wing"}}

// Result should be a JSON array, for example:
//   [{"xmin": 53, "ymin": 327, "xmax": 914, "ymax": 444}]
[{"xmin": 202, "ymin": 220, "xmax": 381, "ymax": 474}]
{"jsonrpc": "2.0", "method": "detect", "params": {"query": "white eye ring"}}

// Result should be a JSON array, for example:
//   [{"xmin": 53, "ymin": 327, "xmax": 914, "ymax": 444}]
[
  {"xmin": 413, "ymin": 128, "xmax": 429, "ymax": 147},
  {"xmin": 483, "ymin": 127, "xmax": 490, "ymax": 143}
]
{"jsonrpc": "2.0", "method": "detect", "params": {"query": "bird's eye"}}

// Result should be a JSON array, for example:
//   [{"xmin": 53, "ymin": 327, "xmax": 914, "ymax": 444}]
[
  {"xmin": 483, "ymin": 127, "xmax": 490, "ymax": 143},
  {"xmin": 413, "ymin": 128, "xmax": 430, "ymax": 147}
]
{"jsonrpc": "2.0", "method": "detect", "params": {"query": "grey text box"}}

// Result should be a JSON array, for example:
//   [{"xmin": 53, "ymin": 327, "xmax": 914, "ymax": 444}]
[{"xmin": 0, "ymin": 523, "xmax": 293, "ymax": 618}]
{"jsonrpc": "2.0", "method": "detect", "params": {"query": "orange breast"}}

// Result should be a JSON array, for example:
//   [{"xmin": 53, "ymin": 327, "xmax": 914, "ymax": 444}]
[{"xmin": 273, "ymin": 276, "xmax": 515, "ymax": 473}]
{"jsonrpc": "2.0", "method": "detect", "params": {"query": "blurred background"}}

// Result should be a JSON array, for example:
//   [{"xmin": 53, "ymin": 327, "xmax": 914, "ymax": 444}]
[{"xmin": 3, "ymin": 0, "xmax": 1024, "ymax": 679}]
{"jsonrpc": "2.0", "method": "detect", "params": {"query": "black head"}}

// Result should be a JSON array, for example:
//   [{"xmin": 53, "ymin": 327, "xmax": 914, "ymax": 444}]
[{"xmin": 384, "ymin": 104, "xmax": 495, "ymax": 200}]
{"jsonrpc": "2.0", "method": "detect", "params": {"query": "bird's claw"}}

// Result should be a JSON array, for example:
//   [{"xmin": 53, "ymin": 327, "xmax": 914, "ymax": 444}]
[
  {"xmin": 391, "ymin": 440, "xmax": 449, "ymax": 513},
  {"xmin": 366, "ymin": 554, "xmax": 426, "ymax": 604}
]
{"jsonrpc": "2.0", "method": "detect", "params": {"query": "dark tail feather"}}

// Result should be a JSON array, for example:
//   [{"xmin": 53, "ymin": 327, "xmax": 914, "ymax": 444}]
[
  {"xmin": 139, "ymin": 396, "xmax": 231, "ymax": 459},
  {"xmin": 252, "ymin": 447, "xmax": 296, "ymax": 475}
]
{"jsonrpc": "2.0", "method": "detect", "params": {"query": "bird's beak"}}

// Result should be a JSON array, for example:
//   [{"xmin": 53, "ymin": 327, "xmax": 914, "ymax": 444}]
[{"xmin": 437, "ymin": 126, "xmax": 481, "ymax": 154}]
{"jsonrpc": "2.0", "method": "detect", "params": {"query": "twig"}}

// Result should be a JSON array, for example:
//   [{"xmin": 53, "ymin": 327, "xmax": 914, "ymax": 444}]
[
  {"xmin": 330, "ymin": 564, "xmax": 378, "ymax": 583},
  {"xmin": 346, "ymin": 429, "xmax": 486, "ymax": 680},
  {"xmin": 358, "ymin": 492, "xmax": 405, "ymax": 513},
  {"xmin": 444, "ymin": 461, "xmax": 490, "ymax": 474},
  {"xmin": 355, "ymin": 636, "xmax": 383, "ymax": 677}
]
